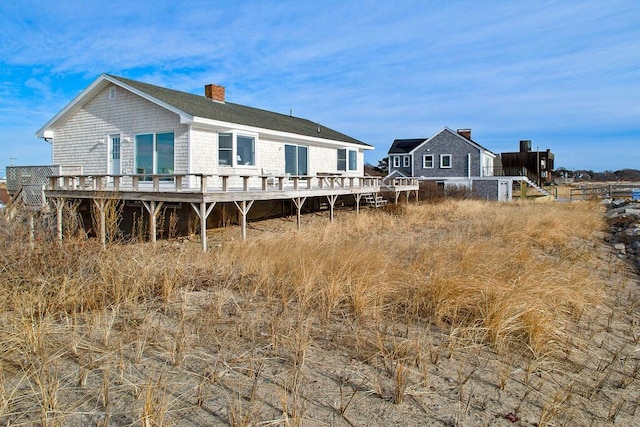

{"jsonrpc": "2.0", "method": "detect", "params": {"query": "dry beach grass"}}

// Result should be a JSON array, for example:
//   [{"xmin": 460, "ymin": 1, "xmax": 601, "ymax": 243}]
[{"xmin": 0, "ymin": 199, "xmax": 638, "ymax": 426}]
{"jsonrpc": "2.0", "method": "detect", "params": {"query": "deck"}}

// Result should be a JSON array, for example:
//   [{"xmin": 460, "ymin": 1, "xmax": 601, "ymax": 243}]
[{"xmin": 6, "ymin": 167, "xmax": 418, "ymax": 251}]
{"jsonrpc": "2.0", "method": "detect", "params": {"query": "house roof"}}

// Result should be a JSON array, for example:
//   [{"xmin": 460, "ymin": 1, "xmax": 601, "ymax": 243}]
[
  {"xmin": 388, "ymin": 138, "xmax": 427, "ymax": 154},
  {"xmin": 388, "ymin": 128, "xmax": 495, "ymax": 157},
  {"xmin": 37, "ymin": 74, "xmax": 372, "ymax": 148}
]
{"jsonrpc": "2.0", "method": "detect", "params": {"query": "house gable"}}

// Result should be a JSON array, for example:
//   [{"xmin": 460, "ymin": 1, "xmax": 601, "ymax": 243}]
[
  {"xmin": 413, "ymin": 128, "xmax": 483, "ymax": 178},
  {"xmin": 50, "ymin": 83, "xmax": 188, "ymax": 175}
]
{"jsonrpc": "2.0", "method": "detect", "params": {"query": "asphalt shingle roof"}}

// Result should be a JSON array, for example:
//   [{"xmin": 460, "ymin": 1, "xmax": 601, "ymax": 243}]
[
  {"xmin": 388, "ymin": 138, "xmax": 427, "ymax": 154},
  {"xmin": 108, "ymin": 75, "xmax": 370, "ymax": 147}
]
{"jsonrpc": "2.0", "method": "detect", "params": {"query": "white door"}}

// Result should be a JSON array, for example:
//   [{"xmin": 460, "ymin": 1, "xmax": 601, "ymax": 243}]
[
  {"xmin": 498, "ymin": 180, "xmax": 510, "ymax": 201},
  {"xmin": 109, "ymin": 134, "xmax": 121, "ymax": 175}
]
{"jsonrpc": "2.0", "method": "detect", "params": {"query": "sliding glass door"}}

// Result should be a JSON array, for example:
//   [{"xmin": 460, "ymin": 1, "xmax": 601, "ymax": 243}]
[{"xmin": 135, "ymin": 132, "xmax": 174, "ymax": 180}]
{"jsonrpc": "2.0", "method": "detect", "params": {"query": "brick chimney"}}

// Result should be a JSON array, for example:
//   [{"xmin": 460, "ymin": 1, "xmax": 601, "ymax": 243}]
[
  {"xmin": 457, "ymin": 129, "xmax": 471, "ymax": 140},
  {"xmin": 204, "ymin": 84, "xmax": 225, "ymax": 102}
]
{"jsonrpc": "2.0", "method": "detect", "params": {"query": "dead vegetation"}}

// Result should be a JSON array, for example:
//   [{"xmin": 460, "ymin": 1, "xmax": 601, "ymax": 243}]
[{"xmin": 0, "ymin": 199, "xmax": 638, "ymax": 426}]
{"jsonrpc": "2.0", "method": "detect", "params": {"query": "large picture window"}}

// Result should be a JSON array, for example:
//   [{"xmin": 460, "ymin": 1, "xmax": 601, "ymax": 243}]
[
  {"xmin": 218, "ymin": 132, "xmax": 256, "ymax": 166},
  {"xmin": 135, "ymin": 132, "xmax": 174, "ymax": 180}
]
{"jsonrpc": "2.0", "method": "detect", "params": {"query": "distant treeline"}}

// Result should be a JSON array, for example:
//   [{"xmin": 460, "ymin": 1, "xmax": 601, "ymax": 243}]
[{"xmin": 555, "ymin": 168, "xmax": 640, "ymax": 182}]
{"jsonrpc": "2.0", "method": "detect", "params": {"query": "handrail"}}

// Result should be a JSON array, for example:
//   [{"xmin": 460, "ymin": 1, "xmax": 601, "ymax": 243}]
[{"xmin": 46, "ymin": 173, "xmax": 382, "ymax": 193}]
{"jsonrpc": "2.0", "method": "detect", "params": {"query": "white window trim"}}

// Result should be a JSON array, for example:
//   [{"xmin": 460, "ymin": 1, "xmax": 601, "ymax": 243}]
[
  {"xmin": 423, "ymin": 154, "xmax": 434, "ymax": 169},
  {"xmin": 392, "ymin": 156, "xmax": 400, "ymax": 168},
  {"xmin": 403, "ymin": 155, "xmax": 410, "ymax": 167},
  {"xmin": 218, "ymin": 131, "xmax": 258, "ymax": 168},
  {"xmin": 440, "ymin": 154, "xmax": 452, "ymax": 169}
]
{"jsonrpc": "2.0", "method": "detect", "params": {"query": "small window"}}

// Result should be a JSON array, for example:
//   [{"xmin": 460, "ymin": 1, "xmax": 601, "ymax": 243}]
[
  {"xmin": 109, "ymin": 86, "xmax": 116, "ymax": 99},
  {"xmin": 423, "ymin": 154, "xmax": 434, "ymax": 169},
  {"xmin": 392, "ymin": 156, "xmax": 400, "ymax": 168},
  {"xmin": 348, "ymin": 150, "xmax": 357, "ymax": 171},
  {"xmin": 218, "ymin": 133, "xmax": 233, "ymax": 166},
  {"xmin": 337, "ymin": 149, "xmax": 347, "ymax": 171},
  {"xmin": 440, "ymin": 154, "xmax": 452, "ymax": 168},
  {"xmin": 403, "ymin": 156, "xmax": 410, "ymax": 167}
]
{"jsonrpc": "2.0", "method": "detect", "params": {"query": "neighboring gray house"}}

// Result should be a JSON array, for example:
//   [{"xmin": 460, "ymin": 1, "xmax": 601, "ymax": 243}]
[
  {"xmin": 387, "ymin": 127, "xmax": 496, "ymax": 181},
  {"xmin": 35, "ymin": 74, "xmax": 373, "ymax": 189}
]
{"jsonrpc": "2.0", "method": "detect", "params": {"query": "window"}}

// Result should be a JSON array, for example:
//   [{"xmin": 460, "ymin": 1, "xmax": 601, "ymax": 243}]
[
  {"xmin": 392, "ymin": 156, "xmax": 400, "ymax": 168},
  {"xmin": 348, "ymin": 150, "xmax": 357, "ymax": 171},
  {"xmin": 337, "ymin": 149, "xmax": 347, "ymax": 171},
  {"xmin": 423, "ymin": 154, "xmax": 434, "ymax": 169},
  {"xmin": 109, "ymin": 86, "xmax": 116, "ymax": 99},
  {"xmin": 218, "ymin": 132, "xmax": 256, "ymax": 166},
  {"xmin": 218, "ymin": 133, "xmax": 232, "ymax": 166},
  {"xmin": 440, "ymin": 154, "xmax": 452, "ymax": 169},
  {"xmin": 338, "ymin": 149, "xmax": 357, "ymax": 171},
  {"xmin": 135, "ymin": 132, "xmax": 174, "ymax": 180},
  {"xmin": 285, "ymin": 144, "xmax": 308, "ymax": 175},
  {"xmin": 403, "ymin": 156, "xmax": 410, "ymax": 167},
  {"xmin": 236, "ymin": 135, "xmax": 255, "ymax": 165}
]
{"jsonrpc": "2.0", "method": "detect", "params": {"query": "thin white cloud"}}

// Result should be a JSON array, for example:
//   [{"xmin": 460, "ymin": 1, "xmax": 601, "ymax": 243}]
[{"xmin": 0, "ymin": 0, "xmax": 639, "ymax": 171}]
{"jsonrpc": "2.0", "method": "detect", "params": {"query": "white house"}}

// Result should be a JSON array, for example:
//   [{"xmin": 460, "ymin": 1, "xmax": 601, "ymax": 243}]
[{"xmin": 36, "ymin": 74, "xmax": 373, "ymax": 188}]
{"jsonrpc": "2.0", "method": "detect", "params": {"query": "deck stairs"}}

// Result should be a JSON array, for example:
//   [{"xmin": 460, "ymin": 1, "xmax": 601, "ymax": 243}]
[
  {"xmin": 363, "ymin": 193, "xmax": 387, "ymax": 208},
  {"xmin": 517, "ymin": 177, "xmax": 555, "ymax": 198}
]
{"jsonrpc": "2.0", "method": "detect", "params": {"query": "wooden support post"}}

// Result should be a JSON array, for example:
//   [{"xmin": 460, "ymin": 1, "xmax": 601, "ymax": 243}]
[
  {"xmin": 394, "ymin": 191, "xmax": 400, "ymax": 204},
  {"xmin": 93, "ymin": 199, "xmax": 107, "ymax": 249},
  {"xmin": 28, "ymin": 213, "xmax": 35, "ymax": 250},
  {"xmin": 142, "ymin": 200, "xmax": 164, "ymax": 246},
  {"xmin": 520, "ymin": 179, "xmax": 527, "ymax": 199},
  {"xmin": 292, "ymin": 197, "xmax": 307, "ymax": 231},
  {"xmin": 326, "ymin": 194, "xmax": 338, "ymax": 222},
  {"xmin": 190, "ymin": 201, "xmax": 217, "ymax": 252},
  {"xmin": 354, "ymin": 193, "xmax": 362, "ymax": 214},
  {"xmin": 233, "ymin": 200, "xmax": 255, "ymax": 240},
  {"xmin": 54, "ymin": 198, "xmax": 64, "ymax": 243}
]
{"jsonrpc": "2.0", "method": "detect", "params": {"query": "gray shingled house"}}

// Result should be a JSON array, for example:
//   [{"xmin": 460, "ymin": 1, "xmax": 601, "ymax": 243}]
[{"xmin": 387, "ymin": 127, "xmax": 496, "ymax": 181}]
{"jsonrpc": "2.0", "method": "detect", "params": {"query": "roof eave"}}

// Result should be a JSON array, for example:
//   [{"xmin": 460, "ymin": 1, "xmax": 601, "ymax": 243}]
[{"xmin": 191, "ymin": 116, "xmax": 373, "ymax": 149}]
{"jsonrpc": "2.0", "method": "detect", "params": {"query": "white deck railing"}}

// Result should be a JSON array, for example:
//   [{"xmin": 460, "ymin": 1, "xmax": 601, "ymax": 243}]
[{"xmin": 46, "ymin": 173, "xmax": 383, "ymax": 193}]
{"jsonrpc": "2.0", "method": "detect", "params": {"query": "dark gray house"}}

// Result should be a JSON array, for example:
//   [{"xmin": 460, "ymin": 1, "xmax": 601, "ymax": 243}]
[{"xmin": 387, "ymin": 127, "xmax": 496, "ymax": 180}]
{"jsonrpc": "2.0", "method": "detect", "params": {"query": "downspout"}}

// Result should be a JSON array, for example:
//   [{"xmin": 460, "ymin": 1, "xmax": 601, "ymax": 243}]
[{"xmin": 467, "ymin": 153, "xmax": 471, "ymax": 188}]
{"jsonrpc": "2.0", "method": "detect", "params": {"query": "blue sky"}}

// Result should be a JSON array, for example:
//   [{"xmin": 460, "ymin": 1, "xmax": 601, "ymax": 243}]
[{"xmin": 1, "ymin": 0, "xmax": 639, "ymax": 175}]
